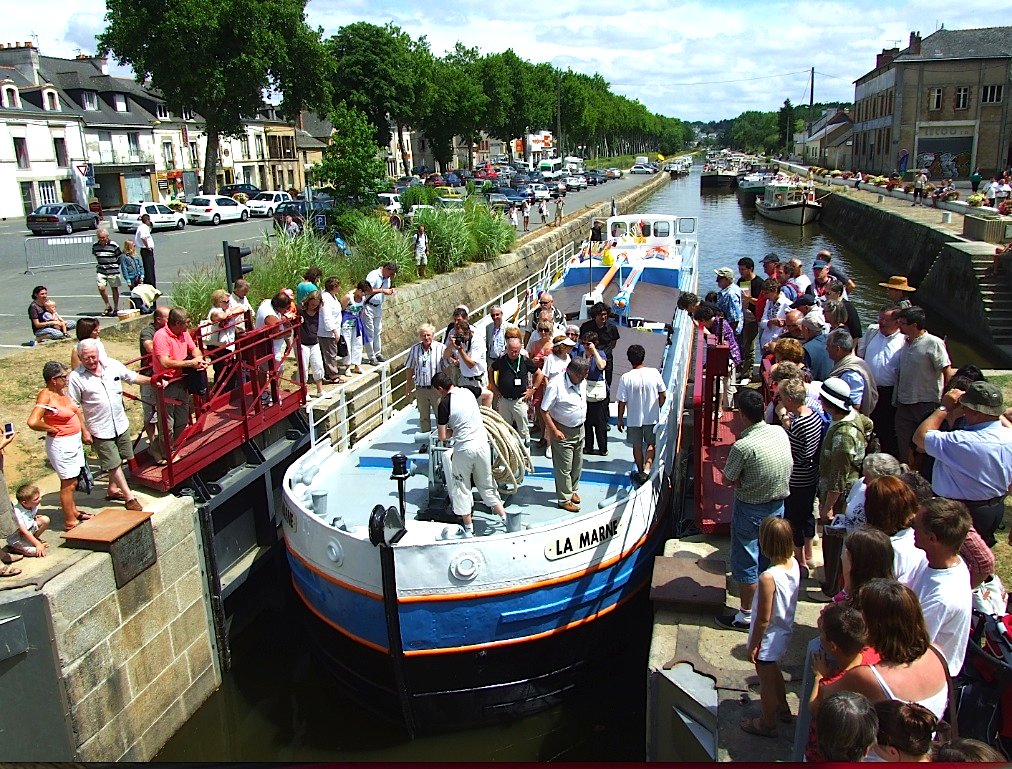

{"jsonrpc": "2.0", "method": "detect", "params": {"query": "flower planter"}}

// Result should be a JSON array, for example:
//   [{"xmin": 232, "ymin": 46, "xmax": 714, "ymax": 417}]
[{"xmin": 962, "ymin": 214, "xmax": 1012, "ymax": 244}]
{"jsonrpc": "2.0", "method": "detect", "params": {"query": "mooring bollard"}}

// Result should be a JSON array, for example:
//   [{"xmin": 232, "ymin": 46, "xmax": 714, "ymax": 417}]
[
  {"xmin": 876, "ymin": 194, "xmax": 884, "ymax": 203},
  {"xmin": 941, "ymin": 212, "xmax": 952, "ymax": 224}
]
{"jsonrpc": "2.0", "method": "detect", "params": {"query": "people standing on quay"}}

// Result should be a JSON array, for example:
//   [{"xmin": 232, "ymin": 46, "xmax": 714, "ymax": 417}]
[
  {"xmin": 737, "ymin": 257, "xmax": 763, "ymax": 380},
  {"xmin": 152, "ymin": 308, "xmax": 209, "ymax": 458},
  {"xmin": 553, "ymin": 195, "xmax": 565, "ymax": 226},
  {"xmin": 716, "ymin": 388, "xmax": 793, "ymax": 632},
  {"xmin": 133, "ymin": 213, "xmax": 157, "ymax": 288},
  {"xmin": 363, "ymin": 261, "xmax": 397, "ymax": 364},
  {"xmin": 893, "ymin": 306, "xmax": 955, "ymax": 468},
  {"xmin": 29, "ymin": 286, "xmax": 67, "ymax": 343},
  {"xmin": 538, "ymin": 199, "xmax": 548, "ymax": 225},
  {"xmin": 317, "ymin": 276, "xmax": 344, "ymax": 383},
  {"xmin": 92, "ymin": 228, "xmax": 123, "ymax": 317},
  {"xmin": 68, "ymin": 340, "xmax": 150, "ymax": 513},
  {"xmin": 970, "ymin": 167, "xmax": 983, "ymax": 193},
  {"xmin": 509, "ymin": 204, "xmax": 519, "ymax": 230},
  {"xmin": 857, "ymin": 305, "xmax": 904, "ymax": 458},
  {"xmin": 413, "ymin": 224, "xmax": 430, "ymax": 279},
  {"xmin": 522, "ymin": 199, "xmax": 531, "ymax": 232},
  {"xmin": 912, "ymin": 169, "xmax": 927, "ymax": 206},
  {"xmin": 27, "ymin": 361, "xmax": 89, "ymax": 530}
]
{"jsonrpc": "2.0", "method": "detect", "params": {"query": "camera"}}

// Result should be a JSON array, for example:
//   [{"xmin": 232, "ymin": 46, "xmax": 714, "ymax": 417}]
[{"xmin": 454, "ymin": 335, "xmax": 467, "ymax": 346}]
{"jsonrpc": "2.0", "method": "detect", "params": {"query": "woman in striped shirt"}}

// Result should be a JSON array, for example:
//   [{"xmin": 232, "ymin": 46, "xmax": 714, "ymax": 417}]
[{"xmin": 777, "ymin": 377, "xmax": 824, "ymax": 574}]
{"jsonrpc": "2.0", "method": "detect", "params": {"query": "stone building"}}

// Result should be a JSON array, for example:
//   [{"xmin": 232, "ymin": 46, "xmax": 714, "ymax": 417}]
[{"xmin": 853, "ymin": 27, "xmax": 1012, "ymax": 178}]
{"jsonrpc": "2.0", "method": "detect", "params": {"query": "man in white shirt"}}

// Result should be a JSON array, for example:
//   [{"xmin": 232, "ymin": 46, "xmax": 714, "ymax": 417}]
[
  {"xmin": 443, "ymin": 321, "xmax": 489, "ymax": 404},
  {"xmin": 857, "ymin": 305, "xmax": 905, "ymax": 457},
  {"xmin": 434, "ymin": 372, "xmax": 506, "ymax": 536},
  {"xmin": 758, "ymin": 278, "xmax": 791, "ymax": 351},
  {"xmin": 484, "ymin": 305, "xmax": 515, "ymax": 363},
  {"xmin": 228, "ymin": 278, "xmax": 253, "ymax": 333},
  {"xmin": 363, "ymin": 261, "xmax": 398, "ymax": 363},
  {"xmin": 912, "ymin": 497, "xmax": 972, "ymax": 675},
  {"xmin": 405, "ymin": 323, "xmax": 447, "ymax": 436},
  {"xmin": 616, "ymin": 344, "xmax": 666, "ymax": 483},
  {"xmin": 317, "ymin": 276, "xmax": 344, "ymax": 383},
  {"xmin": 133, "ymin": 214, "xmax": 157, "ymax": 288},
  {"xmin": 541, "ymin": 357, "xmax": 589, "ymax": 512}
]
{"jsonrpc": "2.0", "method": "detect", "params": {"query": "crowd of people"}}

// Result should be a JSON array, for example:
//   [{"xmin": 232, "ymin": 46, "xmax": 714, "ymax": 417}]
[{"xmin": 683, "ymin": 248, "xmax": 1012, "ymax": 758}]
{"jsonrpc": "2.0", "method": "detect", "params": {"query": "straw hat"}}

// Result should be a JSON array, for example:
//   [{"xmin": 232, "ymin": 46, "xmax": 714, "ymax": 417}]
[{"xmin": 878, "ymin": 275, "xmax": 916, "ymax": 292}]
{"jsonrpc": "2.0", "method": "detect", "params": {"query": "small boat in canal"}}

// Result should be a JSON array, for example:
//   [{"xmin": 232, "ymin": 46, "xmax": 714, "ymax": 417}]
[
  {"xmin": 279, "ymin": 212, "xmax": 699, "ymax": 734},
  {"xmin": 735, "ymin": 171, "xmax": 776, "ymax": 206},
  {"xmin": 699, "ymin": 162, "xmax": 738, "ymax": 189},
  {"xmin": 754, "ymin": 180, "xmax": 822, "ymax": 225}
]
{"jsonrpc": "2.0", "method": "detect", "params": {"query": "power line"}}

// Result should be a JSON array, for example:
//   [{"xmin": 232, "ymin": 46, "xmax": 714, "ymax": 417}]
[
  {"xmin": 610, "ymin": 69, "xmax": 811, "ymax": 87},
  {"xmin": 814, "ymin": 70, "xmax": 855, "ymax": 82}
]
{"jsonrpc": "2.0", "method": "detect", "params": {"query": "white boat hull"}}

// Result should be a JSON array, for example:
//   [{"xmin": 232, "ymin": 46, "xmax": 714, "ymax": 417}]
[{"xmin": 755, "ymin": 199, "xmax": 821, "ymax": 225}]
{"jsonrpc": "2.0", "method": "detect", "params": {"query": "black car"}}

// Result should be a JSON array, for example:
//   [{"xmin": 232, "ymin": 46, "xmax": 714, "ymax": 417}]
[
  {"xmin": 272, "ymin": 199, "xmax": 334, "ymax": 233},
  {"xmin": 586, "ymin": 171, "xmax": 605, "ymax": 186},
  {"xmin": 509, "ymin": 174, "xmax": 532, "ymax": 189},
  {"xmin": 218, "ymin": 183, "xmax": 262, "ymax": 199}
]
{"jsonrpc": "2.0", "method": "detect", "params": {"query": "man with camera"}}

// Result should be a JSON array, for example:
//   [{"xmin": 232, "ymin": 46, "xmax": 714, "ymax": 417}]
[{"xmin": 443, "ymin": 320, "xmax": 490, "ymax": 405}]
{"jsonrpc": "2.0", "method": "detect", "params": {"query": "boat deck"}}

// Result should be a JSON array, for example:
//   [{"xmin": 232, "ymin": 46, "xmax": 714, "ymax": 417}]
[{"xmin": 694, "ymin": 408, "xmax": 740, "ymax": 534}]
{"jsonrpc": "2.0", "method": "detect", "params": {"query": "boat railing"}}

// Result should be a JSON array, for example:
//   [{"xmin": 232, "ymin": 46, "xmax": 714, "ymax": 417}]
[
  {"xmin": 691, "ymin": 325, "xmax": 732, "ymax": 504},
  {"xmin": 302, "ymin": 239, "xmax": 578, "ymax": 453}
]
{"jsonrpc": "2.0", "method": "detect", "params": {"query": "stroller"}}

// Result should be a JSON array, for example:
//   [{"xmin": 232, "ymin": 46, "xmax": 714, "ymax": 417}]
[{"xmin": 955, "ymin": 608, "xmax": 1012, "ymax": 758}]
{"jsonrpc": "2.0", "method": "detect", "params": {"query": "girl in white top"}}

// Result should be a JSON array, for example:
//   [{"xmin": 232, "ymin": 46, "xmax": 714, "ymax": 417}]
[
  {"xmin": 742, "ymin": 516, "xmax": 801, "ymax": 737},
  {"xmin": 341, "ymin": 281, "xmax": 369, "ymax": 374},
  {"xmin": 540, "ymin": 336, "xmax": 573, "ymax": 380}
]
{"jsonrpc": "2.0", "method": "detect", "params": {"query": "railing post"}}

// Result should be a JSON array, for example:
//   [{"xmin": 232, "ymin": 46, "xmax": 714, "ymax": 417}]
[
  {"xmin": 337, "ymin": 388, "xmax": 348, "ymax": 450},
  {"xmin": 381, "ymin": 365, "xmax": 392, "ymax": 423}
]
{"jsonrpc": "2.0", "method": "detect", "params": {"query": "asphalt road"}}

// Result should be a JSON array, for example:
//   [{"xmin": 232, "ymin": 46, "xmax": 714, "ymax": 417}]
[{"xmin": 0, "ymin": 170, "xmax": 657, "ymax": 355}]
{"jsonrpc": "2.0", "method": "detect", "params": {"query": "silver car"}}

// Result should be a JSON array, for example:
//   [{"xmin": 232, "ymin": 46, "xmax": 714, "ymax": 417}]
[{"xmin": 27, "ymin": 203, "xmax": 98, "ymax": 236}]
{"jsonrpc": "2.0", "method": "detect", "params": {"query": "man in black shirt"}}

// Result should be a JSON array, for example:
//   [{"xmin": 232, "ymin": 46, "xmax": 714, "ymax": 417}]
[
  {"xmin": 579, "ymin": 301, "xmax": 620, "ymax": 388},
  {"xmin": 736, "ymin": 257, "xmax": 763, "ymax": 381},
  {"xmin": 489, "ymin": 337, "xmax": 545, "ymax": 454}
]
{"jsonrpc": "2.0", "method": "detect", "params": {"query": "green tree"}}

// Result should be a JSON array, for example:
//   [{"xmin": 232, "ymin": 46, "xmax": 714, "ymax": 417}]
[
  {"xmin": 419, "ymin": 45, "xmax": 488, "ymax": 170},
  {"xmin": 310, "ymin": 103, "xmax": 387, "ymax": 204},
  {"xmin": 777, "ymin": 99, "xmax": 795, "ymax": 154},
  {"xmin": 98, "ymin": 0, "xmax": 332, "ymax": 193}
]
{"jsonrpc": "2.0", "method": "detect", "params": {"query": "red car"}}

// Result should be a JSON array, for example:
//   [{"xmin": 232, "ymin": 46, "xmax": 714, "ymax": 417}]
[{"xmin": 423, "ymin": 174, "xmax": 445, "ymax": 187}]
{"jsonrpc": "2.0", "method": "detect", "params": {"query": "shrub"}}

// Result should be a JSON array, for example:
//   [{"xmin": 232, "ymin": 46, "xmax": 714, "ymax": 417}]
[
  {"xmin": 967, "ymin": 194, "xmax": 985, "ymax": 207},
  {"xmin": 401, "ymin": 185, "xmax": 436, "ymax": 209},
  {"xmin": 347, "ymin": 216, "xmax": 414, "ymax": 282},
  {"xmin": 903, "ymin": 183, "xmax": 914, "ymax": 193}
]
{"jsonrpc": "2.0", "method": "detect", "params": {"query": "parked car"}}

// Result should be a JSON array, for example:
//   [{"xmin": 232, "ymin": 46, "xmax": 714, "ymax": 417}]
[
  {"xmin": 186, "ymin": 196, "xmax": 250, "ymax": 225},
  {"xmin": 272, "ymin": 199, "xmax": 335, "ymax": 232},
  {"xmin": 630, "ymin": 164, "xmax": 655, "ymax": 174},
  {"xmin": 565, "ymin": 174, "xmax": 587, "ymax": 190},
  {"xmin": 434, "ymin": 186, "xmax": 463, "ymax": 199},
  {"xmin": 115, "ymin": 201, "xmax": 185, "ymax": 233},
  {"xmin": 423, "ymin": 174, "xmax": 445, "ymax": 187},
  {"xmin": 486, "ymin": 192, "xmax": 510, "ymax": 206},
  {"xmin": 499, "ymin": 188, "xmax": 527, "ymax": 205},
  {"xmin": 27, "ymin": 203, "xmax": 98, "ymax": 235},
  {"xmin": 606, "ymin": 168, "xmax": 623, "ymax": 179},
  {"xmin": 585, "ymin": 171, "xmax": 605, "ymax": 186},
  {"xmin": 246, "ymin": 190, "xmax": 292, "ymax": 218},
  {"xmin": 218, "ymin": 183, "xmax": 261, "ymax": 199},
  {"xmin": 376, "ymin": 193, "xmax": 403, "ymax": 213},
  {"xmin": 407, "ymin": 204, "xmax": 436, "ymax": 222},
  {"xmin": 436, "ymin": 197, "xmax": 466, "ymax": 210}
]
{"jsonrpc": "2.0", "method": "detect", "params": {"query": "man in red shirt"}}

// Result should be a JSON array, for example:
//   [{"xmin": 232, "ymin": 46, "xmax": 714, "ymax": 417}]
[{"xmin": 151, "ymin": 308, "xmax": 208, "ymax": 459}]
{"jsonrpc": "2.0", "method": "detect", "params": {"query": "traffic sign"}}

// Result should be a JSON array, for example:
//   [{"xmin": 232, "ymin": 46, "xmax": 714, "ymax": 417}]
[{"xmin": 76, "ymin": 164, "xmax": 90, "ymax": 176}]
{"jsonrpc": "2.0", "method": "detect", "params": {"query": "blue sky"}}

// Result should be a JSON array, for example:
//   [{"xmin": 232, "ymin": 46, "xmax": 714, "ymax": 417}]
[{"xmin": 8, "ymin": 1, "xmax": 996, "ymax": 122}]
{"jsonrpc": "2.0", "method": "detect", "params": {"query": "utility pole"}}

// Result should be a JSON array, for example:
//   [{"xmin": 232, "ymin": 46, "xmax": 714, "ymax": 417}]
[{"xmin": 808, "ymin": 67, "xmax": 815, "ymax": 134}]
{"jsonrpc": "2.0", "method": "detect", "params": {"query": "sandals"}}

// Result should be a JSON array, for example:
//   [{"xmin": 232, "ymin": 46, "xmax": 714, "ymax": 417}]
[
  {"xmin": 1, "ymin": 550, "xmax": 23, "ymax": 565},
  {"xmin": 105, "ymin": 491, "xmax": 127, "ymax": 501},
  {"xmin": 77, "ymin": 512, "xmax": 94, "ymax": 522},
  {"xmin": 740, "ymin": 716, "xmax": 778, "ymax": 738},
  {"xmin": 0, "ymin": 564, "xmax": 22, "ymax": 578},
  {"xmin": 102, "ymin": 308, "xmax": 116, "ymax": 317}
]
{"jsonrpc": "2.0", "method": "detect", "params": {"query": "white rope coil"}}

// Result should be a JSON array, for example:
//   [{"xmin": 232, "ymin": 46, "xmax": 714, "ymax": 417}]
[{"xmin": 479, "ymin": 405, "xmax": 534, "ymax": 492}]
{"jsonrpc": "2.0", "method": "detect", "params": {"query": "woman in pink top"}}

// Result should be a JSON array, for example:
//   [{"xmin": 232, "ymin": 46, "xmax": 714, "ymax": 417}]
[{"xmin": 27, "ymin": 361, "xmax": 92, "ymax": 529}]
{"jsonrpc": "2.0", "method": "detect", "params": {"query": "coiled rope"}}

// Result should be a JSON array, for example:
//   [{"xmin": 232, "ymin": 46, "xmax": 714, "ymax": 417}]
[{"xmin": 479, "ymin": 405, "xmax": 534, "ymax": 492}]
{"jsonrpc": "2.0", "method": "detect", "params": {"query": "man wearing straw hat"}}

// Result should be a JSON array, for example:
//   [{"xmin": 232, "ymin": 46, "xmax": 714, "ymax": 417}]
[{"xmin": 878, "ymin": 275, "xmax": 915, "ymax": 310}]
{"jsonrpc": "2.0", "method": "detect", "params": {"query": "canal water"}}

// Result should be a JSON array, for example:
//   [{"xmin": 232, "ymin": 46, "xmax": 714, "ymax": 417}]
[{"xmin": 155, "ymin": 168, "xmax": 988, "ymax": 762}]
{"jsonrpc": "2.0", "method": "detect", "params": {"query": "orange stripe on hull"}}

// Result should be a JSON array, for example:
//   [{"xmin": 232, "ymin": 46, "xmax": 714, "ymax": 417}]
[
  {"xmin": 290, "ymin": 576, "xmax": 389, "ymax": 654},
  {"xmin": 286, "ymin": 541, "xmax": 383, "ymax": 601}
]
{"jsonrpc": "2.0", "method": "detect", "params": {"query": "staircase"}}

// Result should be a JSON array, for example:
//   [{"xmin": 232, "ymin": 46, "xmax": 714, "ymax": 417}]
[{"xmin": 971, "ymin": 251, "xmax": 1012, "ymax": 345}]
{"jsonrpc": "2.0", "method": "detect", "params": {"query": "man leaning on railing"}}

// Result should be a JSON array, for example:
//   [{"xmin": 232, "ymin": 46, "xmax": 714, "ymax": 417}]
[{"xmin": 151, "ymin": 308, "xmax": 209, "ymax": 462}]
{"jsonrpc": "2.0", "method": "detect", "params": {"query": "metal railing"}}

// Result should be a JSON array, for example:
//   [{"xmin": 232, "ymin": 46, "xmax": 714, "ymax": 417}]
[
  {"xmin": 24, "ymin": 234, "xmax": 97, "ymax": 273},
  {"xmin": 303, "ymin": 239, "xmax": 579, "ymax": 452}
]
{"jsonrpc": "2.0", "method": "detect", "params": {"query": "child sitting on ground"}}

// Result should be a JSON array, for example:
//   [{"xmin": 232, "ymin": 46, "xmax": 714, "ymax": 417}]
[
  {"xmin": 806, "ymin": 603, "xmax": 869, "ymax": 761},
  {"xmin": 42, "ymin": 300, "xmax": 70, "ymax": 338},
  {"xmin": 120, "ymin": 239, "xmax": 144, "ymax": 289},
  {"xmin": 741, "ymin": 516, "xmax": 801, "ymax": 738},
  {"xmin": 8, "ymin": 483, "xmax": 50, "ymax": 557}
]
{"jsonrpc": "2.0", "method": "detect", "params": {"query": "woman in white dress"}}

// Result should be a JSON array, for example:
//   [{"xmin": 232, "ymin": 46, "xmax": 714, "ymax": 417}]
[
  {"xmin": 341, "ymin": 280, "xmax": 369, "ymax": 375},
  {"xmin": 26, "ymin": 361, "xmax": 91, "ymax": 529}
]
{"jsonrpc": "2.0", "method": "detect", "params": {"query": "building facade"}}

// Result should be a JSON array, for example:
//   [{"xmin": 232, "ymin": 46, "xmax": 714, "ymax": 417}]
[{"xmin": 853, "ymin": 28, "xmax": 1012, "ymax": 178}]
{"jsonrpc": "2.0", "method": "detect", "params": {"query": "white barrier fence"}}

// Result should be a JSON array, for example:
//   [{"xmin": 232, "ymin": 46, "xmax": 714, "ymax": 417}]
[{"xmin": 24, "ymin": 234, "xmax": 96, "ymax": 274}]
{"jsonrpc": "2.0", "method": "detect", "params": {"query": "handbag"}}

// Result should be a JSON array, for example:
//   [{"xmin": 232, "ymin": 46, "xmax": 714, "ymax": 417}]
[
  {"xmin": 76, "ymin": 463, "xmax": 94, "ymax": 496},
  {"xmin": 337, "ymin": 335, "xmax": 349, "ymax": 357},
  {"xmin": 586, "ymin": 378, "xmax": 608, "ymax": 402}
]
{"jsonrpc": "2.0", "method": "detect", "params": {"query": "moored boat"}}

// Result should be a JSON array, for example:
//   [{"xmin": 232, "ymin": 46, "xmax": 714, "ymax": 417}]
[
  {"xmin": 754, "ymin": 180, "xmax": 822, "ymax": 225},
  {"xmin": 279, "ymin": 213, "xmax": 699, "ymax": 734},
  {"xmin": 699, "ymin": 163, "xmax": 738, "ymax": 189},
  {"xmin": 735, "ymin": 171, "xmax": 776, "ymax": 206}
]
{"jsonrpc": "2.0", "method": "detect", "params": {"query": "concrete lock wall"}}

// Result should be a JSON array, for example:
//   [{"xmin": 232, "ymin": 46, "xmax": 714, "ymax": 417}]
[{"xmin": 42, "ymin": 495, "xmax": 221, "ymax": 761}]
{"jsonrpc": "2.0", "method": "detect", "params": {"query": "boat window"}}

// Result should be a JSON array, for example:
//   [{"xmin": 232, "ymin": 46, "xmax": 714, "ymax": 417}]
[
  {"xmin": 677, "ymin": 218, "xmax": 696, "ymax": 234},
  {"xmin": 653, "ymin": 220, "xmax": 671, "ymax": 237},
  {"xmin": 611, "ymin": 222, "xmax": 627, "ymax": 238}
]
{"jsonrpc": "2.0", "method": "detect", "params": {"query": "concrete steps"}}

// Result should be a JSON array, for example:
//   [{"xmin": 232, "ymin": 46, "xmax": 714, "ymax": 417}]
[{"xmin": 967, "ymin": 254, "xmax": 1012, "ymax": 341}]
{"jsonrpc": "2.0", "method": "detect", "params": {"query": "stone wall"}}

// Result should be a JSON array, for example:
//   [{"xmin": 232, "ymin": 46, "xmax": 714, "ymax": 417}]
[
  {"xmin": 819, "ymin": 192, "xmax": 959, "ymax": 285},
  {"xmin": 379, "ymin": 173, "xmax": 669, "ymax": 355},
  {"xmin": 43, "ymin": 495, "xmax": 220, "ymax": 760}
]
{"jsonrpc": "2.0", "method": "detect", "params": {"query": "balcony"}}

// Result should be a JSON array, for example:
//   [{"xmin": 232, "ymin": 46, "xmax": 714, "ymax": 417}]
[{"xmin": 92, "ymin": 148, "xmax": 155, "ymax": 165}]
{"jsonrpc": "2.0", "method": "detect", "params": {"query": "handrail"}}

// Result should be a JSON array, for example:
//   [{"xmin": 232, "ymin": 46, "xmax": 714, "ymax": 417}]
[{"xmin": 303, "ymin": 239, "xmax": 579, "ymax": 453}]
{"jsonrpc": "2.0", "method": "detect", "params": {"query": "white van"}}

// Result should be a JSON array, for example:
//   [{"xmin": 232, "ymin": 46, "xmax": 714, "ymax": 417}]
[{"xmin": 635, "ymin": 155, "xmax": 649, "ymax": 166}]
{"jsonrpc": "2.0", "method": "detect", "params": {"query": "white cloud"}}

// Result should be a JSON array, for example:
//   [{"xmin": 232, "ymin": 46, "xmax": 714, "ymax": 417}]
[{"xmin": 2, "ymin": 0, "xmax": 997, "ymax": 121}]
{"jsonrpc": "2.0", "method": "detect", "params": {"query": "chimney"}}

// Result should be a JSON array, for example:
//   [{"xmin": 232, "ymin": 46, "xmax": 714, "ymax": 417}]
[
  {"xmin": 908, "ymin": 31, "xmax": 921, "ymax": 55},
  {"xmin": 0, "ymin": 41, "xmax": 41, "ymax": 86},
  {"xmin": 876, "ymin": 47, "xmax": 899, "ymax": 69}
]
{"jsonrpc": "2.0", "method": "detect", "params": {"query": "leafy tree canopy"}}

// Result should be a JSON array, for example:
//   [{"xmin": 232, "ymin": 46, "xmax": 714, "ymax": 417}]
[
  {"xmin": 311, "ymin": 102, "xmax": 388, "ymax": 204},
  {"xmin": 98, "ymin": 0, "xmax": 332, "ymax": 191}
]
